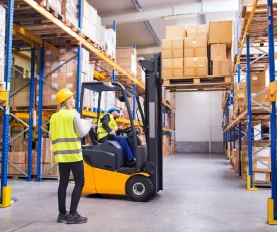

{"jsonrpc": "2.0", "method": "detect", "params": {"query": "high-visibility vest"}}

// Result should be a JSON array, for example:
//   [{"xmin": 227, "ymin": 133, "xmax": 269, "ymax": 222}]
[
  {"xmin": 97, "ymin": 113, "xmax": 118, "ymax": 141},
  {"xmin": 50, "ymin": 108, "xmax": 82, "ymax": 163}
]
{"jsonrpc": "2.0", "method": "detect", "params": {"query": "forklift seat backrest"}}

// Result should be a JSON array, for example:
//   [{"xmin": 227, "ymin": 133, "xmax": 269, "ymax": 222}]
[{"xmin": 89, "ymin": 124, "xmax": 99, "ymax": 145}]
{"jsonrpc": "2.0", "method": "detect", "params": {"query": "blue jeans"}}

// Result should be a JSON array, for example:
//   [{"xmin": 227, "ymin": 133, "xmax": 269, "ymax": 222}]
[{"xmin": 100, "ymin": 136, "xmax": 135, "ymax": 161}]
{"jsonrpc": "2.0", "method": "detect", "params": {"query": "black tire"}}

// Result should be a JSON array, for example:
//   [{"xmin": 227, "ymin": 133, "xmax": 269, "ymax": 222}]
[{"xmin": 126, "ymin": 175, "xmax": 154, "ymax": 202}]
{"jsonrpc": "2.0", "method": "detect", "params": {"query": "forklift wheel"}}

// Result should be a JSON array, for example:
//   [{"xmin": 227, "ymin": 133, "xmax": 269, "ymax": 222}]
[{"xmin": 126, "ymin": 175, "xmax": 154, "ymax": 202}]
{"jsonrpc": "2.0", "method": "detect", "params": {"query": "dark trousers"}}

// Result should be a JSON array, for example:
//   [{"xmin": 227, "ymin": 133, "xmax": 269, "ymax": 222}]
[{"xmin": 58, "ymin": 161, "xmax": 84, "ymax": 215}]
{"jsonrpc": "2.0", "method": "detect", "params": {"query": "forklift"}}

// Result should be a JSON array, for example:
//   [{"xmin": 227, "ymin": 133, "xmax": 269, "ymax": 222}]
[{"xmin": 81, "ymin": 54, "xmax": 163, "ymax": 202}]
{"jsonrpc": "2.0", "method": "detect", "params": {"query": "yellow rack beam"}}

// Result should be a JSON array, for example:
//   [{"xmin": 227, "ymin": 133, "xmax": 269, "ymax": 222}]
[
  {"xmin": 94, "ymin": 70, "xmax": 108, "ymax": 81},
  {"xmin": 23, "ymin": 0, "xmax": 145, "ymax": 89},
  {"xmin": 162, "ymin": 100, "xmax": 175, "ymax": 110},
  {"xmin": 14, "ymin": 112, "xmax": 49, "ymax": 121},
  {"xmin": 13, "ymin": 50, "xmax": 31, "ymax": 61},
  {"xmin": 0, "ymin": 91, "xmax": 8, "ymax": 106},
  {"xmin": 234, "ymin": 0, "xmax": 259, "ymax": 71},
  {"xmin": 13, "ymin": 24, "xmax": 57, "ymax": 50},
  {"xmin": 223, "ymin": 110, "xmax": 247, "ymax": 132},
  {"xmin": 163, "ymin": 128, "xmax": 175, "ymax": 133}
]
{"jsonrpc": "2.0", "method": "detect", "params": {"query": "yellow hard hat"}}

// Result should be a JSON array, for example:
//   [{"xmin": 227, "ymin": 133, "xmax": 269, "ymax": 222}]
[{"xmin": 56, "ymin": 88, "xmax": 75, "ymax": 105}]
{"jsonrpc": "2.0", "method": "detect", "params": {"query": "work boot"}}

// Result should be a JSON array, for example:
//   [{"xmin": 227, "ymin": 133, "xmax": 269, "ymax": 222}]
[
  {"xmin": 57, "ymin": 212, "xmax": 68, "ymax": 223},
  {"xmin": 67, "ymin": 212, "xmax": 88, "ymax": 224},
  {"xmin": 126, "ymin": 159, "xmax": 136, "ymax": 167}
]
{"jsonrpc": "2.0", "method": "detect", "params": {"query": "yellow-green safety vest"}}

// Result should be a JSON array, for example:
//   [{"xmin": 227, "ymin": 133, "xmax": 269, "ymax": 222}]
[
  {"xmin": 50, "ymin": 108, "xmax": 82, "ymax": 163},
  {"xmin": 97, "ymin": 113, "xmax": 118, "ymax": 140}
]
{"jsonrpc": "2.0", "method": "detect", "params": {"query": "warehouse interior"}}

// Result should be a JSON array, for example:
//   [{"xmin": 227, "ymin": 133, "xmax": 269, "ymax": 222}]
[{"xmin": 1, "ymin": 0, "xmax": 277, "ymax": 231}]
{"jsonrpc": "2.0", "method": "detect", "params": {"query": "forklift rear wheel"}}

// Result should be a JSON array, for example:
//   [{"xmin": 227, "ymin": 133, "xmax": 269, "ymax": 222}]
[{"xmin": 126, "ymin": 175, "xmax": 154, "ymax": 202}]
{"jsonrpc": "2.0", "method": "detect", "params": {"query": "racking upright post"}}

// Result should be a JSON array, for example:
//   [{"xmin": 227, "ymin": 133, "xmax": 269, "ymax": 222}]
[
  {"xmin": 132, "ymin": 44, "xmax": 137, "ymax": 120},
  {"xmin": 112, "ymin": 20, "xmax": 116, "ymax": 82},
  {"xmin": 0, "ymin": 0, "xmax": 14, "ymax": 208},
  {"xmin": 36, "ymin": 43, "xmax": 45, "ymax": 182},
  {"xmin": 76, "ymin": 0, "xmax": 83, "ymax": 112},
  {"xmin": 238, "ymin": 61, "xmax": 242, "ymax": 176},
  {"xmin": 267, "ymin": 0, "xmax": 277, "ymax": 224},
  {"xmin": 27, "ymin": 47, "xmax": 36, "ymax": 181},
  {"xmin": 246, "ymin": 34, "xmax": 257, "ymax": 191}
]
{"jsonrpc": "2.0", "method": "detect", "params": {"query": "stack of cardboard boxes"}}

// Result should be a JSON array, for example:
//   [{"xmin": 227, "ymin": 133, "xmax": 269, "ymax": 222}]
[
  {"xmin": 137, "ymin": 57, "xmax": 146, "ymax": 84},
  {"xmin": 208, "ymin": 21, "xmax": 233, "ymax": 76},
  {"xmin": 233, "ymin": 71, "xmax": 268, "ymax": 116},
  {"xmin": 161, "ymin": 20, "xmax": 233, "ymax": 80},
  {"xmin": 184, "ymin": 25, "xmax": 208, "ymax": 77},
  {"xmin": 116, "ymin": 48, "xmax": 137, "ymax": 77},
  {"xmin": 231, "ymin": 137, "xmax": 271, "ymax": 184},
  {"xmin": 38, "ymin": 48, "xmax": 94, "ymax": 107},
  {"xmin": 161, "ymin": 25, "xmax": 186, "ymax": 79}
]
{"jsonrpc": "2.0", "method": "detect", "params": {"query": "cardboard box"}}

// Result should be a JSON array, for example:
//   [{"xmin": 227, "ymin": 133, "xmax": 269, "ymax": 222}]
[
  {"xmin": 183, "ymin": 57, "xmax": 208, "ymax": 77},
  {"xmin": 187, "ymin": 24, "xmax": 209, "ymax": 36},
  {"xmin": 12, "ymin": 138, "xmax": 28, "ymax": 152},
  {"xmin": 253, "ymin": 147, "xmax": 270, "ymax": 159},
  {"xmin": 241, "ymin": 151, "xmax": 248, "ymax": 163},
  {"xmin": 253, "ymin": 172, "xmax": 271, "ymax": 184},
  {"xmin": 165, "ymin": 26, "xmax": 187, "ymax": 39},
  {"xmin": 253, "ymin": 157, "xmax": 271, "ymax": 172},
  {"xmin": 162, "ymin": 58, "xmax": 183, "ymax": 69},
  {"xmin": 161, "ymin": 39, "xmax": 184, "ymax": 59},
  {"xmin": 211, "ymin": 59, "xmax": 232, "ymax": 76},
  {"xmin": 184, "ymin": 36, "xmax": 207, "ymax": 48},
  {"xmin": 250, "ymin": 71, "xmax": 266, "ymax": 86},
  {"xmin": 12, "ymin": 152, "xmax": 26, "ymax": 164},
  {"xmin": 13, "ymin": 92, "xmax": 31, "ymax": 107},
  {"xmin": 209, "ymin": 20, "xmax": 233, "ymax": 45},
  {"xmin": 184, "ymin": 48, "xmax": 207, "ymax": 58},
  {"xmin": 248, "ymin": 86, "xmax": 269, "ymax": 103},
  {"xmin": 162, "ymin": 69, "xmax": 183, "ymax": 79},
  {"xmin": 210, "ymin": 44, "xmax": 227, "ymax": 60}
]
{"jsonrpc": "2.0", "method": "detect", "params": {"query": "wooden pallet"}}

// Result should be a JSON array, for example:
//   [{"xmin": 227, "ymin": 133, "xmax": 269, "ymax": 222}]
[
  {"xmin": 0, "ymin": 81, "xmax": 6, "ymax": 91},
  {"xmin": 40, "ymin": 3, "xmax": 65, "ymax": 23},
  {"xmin": 163, "ymin": 76, "xmax": 231, "ymax": 86}
]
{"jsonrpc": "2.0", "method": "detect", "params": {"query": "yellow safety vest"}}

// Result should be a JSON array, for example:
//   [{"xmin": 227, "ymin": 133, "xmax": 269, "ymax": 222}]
[
  {"xmin": 50, "ymin": 108, "xmax": 82, "ymax": 163},
  {"xmin": 97, "ymin": 113, "xmax": 118, "ymax": 140}
]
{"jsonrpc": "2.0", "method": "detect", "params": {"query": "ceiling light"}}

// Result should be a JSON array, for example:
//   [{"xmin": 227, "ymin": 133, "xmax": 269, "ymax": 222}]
[{"xmin": 163, "ymin": 13, "xmax": 198, "ymax": 20}]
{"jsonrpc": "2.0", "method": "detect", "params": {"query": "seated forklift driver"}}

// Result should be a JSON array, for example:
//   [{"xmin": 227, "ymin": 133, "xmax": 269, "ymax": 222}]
[{"xmin": 97, "ymin": 108, "xmax": 136, "ymax": 167}]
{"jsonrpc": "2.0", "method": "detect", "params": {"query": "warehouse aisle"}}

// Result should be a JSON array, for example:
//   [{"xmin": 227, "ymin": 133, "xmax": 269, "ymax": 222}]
[{"xmin": 0, "ymin": 153, "xmax": 274, "ymax": 232}]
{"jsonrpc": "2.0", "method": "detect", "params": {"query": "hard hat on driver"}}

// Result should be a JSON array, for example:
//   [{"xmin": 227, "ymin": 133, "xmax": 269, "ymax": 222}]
[
  {"xmin": 108, "ymin": 107, "xmax": 121, "ymax": 114},
  {"xmin": 56, "ymin": 88, "xmax": 75, "ymax": 105}
]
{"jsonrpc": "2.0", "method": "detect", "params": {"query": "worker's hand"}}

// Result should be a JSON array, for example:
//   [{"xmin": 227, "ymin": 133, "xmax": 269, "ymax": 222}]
[{"xmin": 110, "ymin": 130, "xmax": 116, "ymax": 135}]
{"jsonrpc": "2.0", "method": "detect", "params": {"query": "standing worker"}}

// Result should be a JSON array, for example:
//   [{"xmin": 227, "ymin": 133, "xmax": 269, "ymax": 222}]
[
  {"xmin": 97, "ymin": 107, "xmax": 136, "ymax": 167},
  {"xmin": 50, "ymin": 88, "xmax": 91, "ymax": 224}
]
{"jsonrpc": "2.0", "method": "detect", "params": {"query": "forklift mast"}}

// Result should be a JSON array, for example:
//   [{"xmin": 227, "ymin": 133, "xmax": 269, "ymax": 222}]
[{"xmin": 139, "ymin": 53, "xmax": 163, "ymax": 191}]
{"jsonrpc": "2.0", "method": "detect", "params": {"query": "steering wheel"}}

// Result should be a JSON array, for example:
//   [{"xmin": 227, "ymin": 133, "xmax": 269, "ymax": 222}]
[{"xmin": 120, "ymin": 126, "xmax": 139, "ymax": 135}]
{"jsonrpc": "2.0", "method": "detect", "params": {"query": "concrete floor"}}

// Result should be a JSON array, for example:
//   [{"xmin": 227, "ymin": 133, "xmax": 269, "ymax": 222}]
[{"xmin": 0, "ymin": 153, "xmax": 275, "ymax": 232}]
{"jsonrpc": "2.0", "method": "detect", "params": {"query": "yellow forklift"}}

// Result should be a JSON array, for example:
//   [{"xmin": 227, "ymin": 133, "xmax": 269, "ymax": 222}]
[{"xmin": 81, "ymin": 54, "xmax": 163, "ymax": 201}]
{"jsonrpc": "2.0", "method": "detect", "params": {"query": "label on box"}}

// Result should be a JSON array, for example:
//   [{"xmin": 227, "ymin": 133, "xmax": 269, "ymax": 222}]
[
  {"xmin": 255, "ymin": 148, "xmax": 270, "ymax": 158},
  {"xmin": 251, "ymin": 93, "xmax": 256, "ymax": 97},
  {"xmin": 45, "ymin": 62, "xmax": 51, "ymax": 67},
  {"xmin": 67, "ymin": 72, "xmax": 73, "ymax": 77},
  {"xmin": 257, "ymin": 160, "xmax": 269, "ymax": 169},
  {"xmin": 60, "ymin": 49, "xmax": 67, "ymax": 54},
  {"xmin": 51, "ymin": 94, "xmax": 56, "ymax": 100},
  {"xmin": 254, "ymin": 172, "xmax": 266, "ymax": 181},
  {"xmin": 45, "ymin": 50, "xmax": 52, "ymax": 55},
  {"xmin": 67, "ymin": 83, "xmax": 73, "ymax": 89},
  {"xmin": 238, "ymin": 94, "xmax": 245, "ymax": 98},
  {"xmin": 52, "ymin": 83, "xmax": 58, "ymax": 89},
  {"xmin": 51, "ymin": 73, "xmax": 58, "ymax": 78},
  {"xmin": 252, "ymin": 76, "xmax": 258, "ymax": 81}
]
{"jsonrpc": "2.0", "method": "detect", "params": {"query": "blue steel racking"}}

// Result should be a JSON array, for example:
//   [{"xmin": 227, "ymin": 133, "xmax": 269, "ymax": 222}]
[
  {"xmin": 0, "ymin": 0, "xmax": 176, "ymax": 205},
  {"xmin": 223, "ymin": 0, "xmax": 277, "ymax": 224}
]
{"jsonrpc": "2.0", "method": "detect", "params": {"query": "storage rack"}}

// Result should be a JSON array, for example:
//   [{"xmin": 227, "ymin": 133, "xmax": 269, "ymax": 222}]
[
  {"xmin": 0, "ymin": 0, "xmax": 175, "ymax": 206},
  {"xmin": 223, "ymin": 0, "xmax": 277, "ymax": 224}
]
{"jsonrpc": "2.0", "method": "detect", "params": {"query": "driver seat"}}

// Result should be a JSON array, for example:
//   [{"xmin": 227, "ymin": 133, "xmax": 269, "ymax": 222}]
[{"xmin": 88, "ymin": 125, "xmax": 99, "ymax": 145}]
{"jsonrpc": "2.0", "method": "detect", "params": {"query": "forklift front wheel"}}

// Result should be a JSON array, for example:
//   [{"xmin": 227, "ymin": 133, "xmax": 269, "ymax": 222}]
[{"xmin": 126, "ymin": 175, "xmax": 154, "ymax": 202}]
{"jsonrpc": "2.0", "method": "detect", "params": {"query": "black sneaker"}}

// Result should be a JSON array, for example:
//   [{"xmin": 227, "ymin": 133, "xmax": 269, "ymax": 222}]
[
  {"xmin": 57, "ymin": 212, "xmax": 68, "ymax": 223},
  {"xmin": 67, "ymin": 212, "xmax": 88, "ymax": 224}
]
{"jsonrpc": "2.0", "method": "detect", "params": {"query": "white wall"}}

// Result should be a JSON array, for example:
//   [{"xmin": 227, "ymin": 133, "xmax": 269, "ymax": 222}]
[{"xmin": 175, "ymin": 91, "xmax": 223, "ymax": 143}]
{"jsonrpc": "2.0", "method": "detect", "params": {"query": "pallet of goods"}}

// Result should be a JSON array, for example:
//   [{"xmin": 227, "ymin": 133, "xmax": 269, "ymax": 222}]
[{"xmin": 161, "ymin": 21, "xmax": 233, "ymax": 92}]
